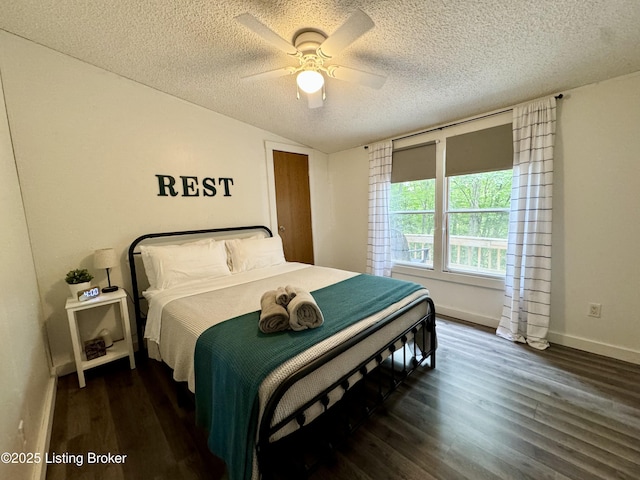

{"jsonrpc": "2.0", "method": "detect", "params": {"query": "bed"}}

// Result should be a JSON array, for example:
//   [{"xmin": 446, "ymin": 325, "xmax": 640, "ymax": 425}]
[{"xmin": 128, "ymin": 225, "xmax": 436, "ymax": 480}]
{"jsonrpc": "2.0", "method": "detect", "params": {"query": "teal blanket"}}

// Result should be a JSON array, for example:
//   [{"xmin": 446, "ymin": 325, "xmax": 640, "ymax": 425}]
[{"xmin": 194, "ymin": 274, "xmax": 424, "ymax": 480}]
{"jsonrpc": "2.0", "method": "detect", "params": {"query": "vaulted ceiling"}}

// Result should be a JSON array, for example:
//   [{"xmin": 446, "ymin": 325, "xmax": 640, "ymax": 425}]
[{"xmin": 1, "ymin": 1, "xmax": 640, "ymax": 153}]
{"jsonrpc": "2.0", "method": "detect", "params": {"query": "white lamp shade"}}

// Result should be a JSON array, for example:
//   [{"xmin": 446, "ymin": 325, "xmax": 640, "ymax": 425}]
[
  {"xmin": 94, "ymin": 248, "xmax": 118, "ymax": 269},
  {"xmin": 296, "ymin": 70, "xmax": 324, "ymax": 94}
]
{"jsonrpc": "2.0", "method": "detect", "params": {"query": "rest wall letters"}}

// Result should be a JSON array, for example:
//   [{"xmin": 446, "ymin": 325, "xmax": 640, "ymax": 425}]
[{"xmin": 156, "ymin": 175, "xmax": 234, "ymax": 197}]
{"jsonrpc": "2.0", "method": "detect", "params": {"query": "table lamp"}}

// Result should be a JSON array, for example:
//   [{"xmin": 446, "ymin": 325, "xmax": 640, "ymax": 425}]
[{"xmin": 94, "ymin": 248, "xmax": 119, "ymax": 293}]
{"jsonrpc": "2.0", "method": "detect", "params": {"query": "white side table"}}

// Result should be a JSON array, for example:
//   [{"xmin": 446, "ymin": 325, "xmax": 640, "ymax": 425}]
[{"xmin": 65, "ymin": 289, "xmax": 135, "ymax": 388}]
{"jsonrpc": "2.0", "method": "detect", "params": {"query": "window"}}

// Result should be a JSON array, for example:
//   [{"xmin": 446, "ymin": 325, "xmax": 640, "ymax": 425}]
[
  {"xmin": 390, "ymin": 120, "xmax": 513, "ymax": 278},
  {"xmin": 446, "ymin": 170, "xmax": 511, "ymax": 275},
  {"xmin": 389, "ymin": 142, "xmax": 436, "ymax": 267},
  {"xmin": 445, "ymin": 124, "xmax": 513, "ymax": 276},
  {"xmin": 390, "ymin": 179, "xmax": 435, "ymax": 266}
]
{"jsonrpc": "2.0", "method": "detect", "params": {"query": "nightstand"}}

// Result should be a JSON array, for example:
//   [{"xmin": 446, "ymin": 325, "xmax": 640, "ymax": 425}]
[{"xmin": 65, "ymin": 289, "xmax": 135, "ymax": 388}]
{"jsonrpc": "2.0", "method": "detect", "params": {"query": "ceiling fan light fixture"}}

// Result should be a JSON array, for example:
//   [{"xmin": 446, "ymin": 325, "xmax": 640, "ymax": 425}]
[
  {"xmin": 237, "ymin": 10, "xmax": 385, "ymax": 109},
  {"xmin": 296, "ymin": 70, "xmax": 324, "ymax": 94}
]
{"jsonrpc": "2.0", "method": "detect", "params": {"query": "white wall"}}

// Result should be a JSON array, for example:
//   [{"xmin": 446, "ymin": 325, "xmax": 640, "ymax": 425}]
[
  {"xmin": 325, "ymin": 72, "xmax": 640, "ymax": 364},
  {"xmin": 0, "ymin": 31, "xmax": 323, "ymax": 372},
  {"xmin": 318, "ymin": 148, "xmax": 370, "ymax": 272},
  {"xmin": 550, "ymin": 72, "xmax": 640, "ymax": 361},
  {"xmin": 0, "ymin": 59, "xmax": 54, "ymax": 480}
]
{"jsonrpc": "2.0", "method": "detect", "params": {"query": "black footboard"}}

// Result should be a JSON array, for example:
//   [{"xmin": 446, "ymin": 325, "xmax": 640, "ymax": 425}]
[{"xmin": 257, "ymin": 296, "xmax": 436, "ymax": 478}]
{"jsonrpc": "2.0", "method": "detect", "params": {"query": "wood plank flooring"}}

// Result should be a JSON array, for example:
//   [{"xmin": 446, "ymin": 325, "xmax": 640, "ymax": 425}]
[{"xmin": 47, "ymin": 317, "xmax": 640, "ymax": 480}]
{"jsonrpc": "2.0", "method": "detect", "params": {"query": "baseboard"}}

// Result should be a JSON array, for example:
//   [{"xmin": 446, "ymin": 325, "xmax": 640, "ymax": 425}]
[
  {"xmin": 436, "ymin": 305, "xmax": 499, "ymax": 329},
  {"xmin": 33, "ymin": 374, "xmax": 57, "ymax": 480},
  {"xmin": 54, "ymin": 360, "xmax": 76, "ymax": 377},
  {"xmin": 437, "ymin": 306, "xmax": 640, "ymax": 365},
  {"xmin": 547, "ymin": 331, "xmax": 640, "ymax": 365}
]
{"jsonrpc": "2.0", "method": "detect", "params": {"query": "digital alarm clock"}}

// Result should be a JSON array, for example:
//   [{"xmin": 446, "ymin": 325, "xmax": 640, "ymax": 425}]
[{"xmin": 77, "ymin": 286, "xmax": 101, "ymax": 302}]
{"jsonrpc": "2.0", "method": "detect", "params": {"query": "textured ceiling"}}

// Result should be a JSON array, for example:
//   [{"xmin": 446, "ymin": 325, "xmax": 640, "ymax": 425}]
[{"xmin": 1, "ymin": 1, "xmax": 640, "ymax": 153}]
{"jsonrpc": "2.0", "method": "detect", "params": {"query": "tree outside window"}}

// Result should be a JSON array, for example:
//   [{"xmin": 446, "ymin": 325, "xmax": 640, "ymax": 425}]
[
  {"xmin": 389, "ymin": 179, "xmax": 435, "ymax": 266},
  {"xmin": 446, "ymin": 170, "xmax": 511, "ymax": 275}
]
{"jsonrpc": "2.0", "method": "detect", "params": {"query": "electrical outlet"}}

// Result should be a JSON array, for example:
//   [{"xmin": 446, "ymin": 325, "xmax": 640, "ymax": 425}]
[{"xmin": 588, "ymin": 303, "xmax": 602, "ymax": 318}]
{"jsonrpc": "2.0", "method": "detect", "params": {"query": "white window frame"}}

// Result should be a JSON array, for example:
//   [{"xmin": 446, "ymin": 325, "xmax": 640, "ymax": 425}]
[{"xmin": 390, "ymin": 111, "xmax": 512, "ymax": 290}]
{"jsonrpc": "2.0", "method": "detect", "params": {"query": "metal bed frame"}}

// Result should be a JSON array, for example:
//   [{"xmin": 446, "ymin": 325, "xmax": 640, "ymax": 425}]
[
  {"xmin": 127, "ymin": 225, "xmax": 436, "ymax": 478},
  {"xmin": 259, "ymin": 295, "xmax": 435, "ymax": 478},
  {"xmin": 128, "ymin": 225, "xmax": 273, "ymax": 347}
]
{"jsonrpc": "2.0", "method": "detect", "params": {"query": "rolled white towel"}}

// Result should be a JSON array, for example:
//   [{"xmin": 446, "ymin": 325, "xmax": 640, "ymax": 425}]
[
  {"xmin": 259, "ymin": 290, "xmax": 290, "ymax": 333},
  {"xmin": 275, "ymin": 286, "xmax": 290, "ymax": 307},
  {"xmin": 288, "ymin": 288, "xmax": 324, "ymax": 331},
  {"xmin": 285, "ymin": 285, "xmax": 297, "ymax": 300}
]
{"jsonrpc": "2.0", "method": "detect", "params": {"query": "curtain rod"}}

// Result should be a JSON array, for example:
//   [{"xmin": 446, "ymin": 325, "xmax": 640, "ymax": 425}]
[{"xmin": 364, "ymin": 94, "xmax": 563, "ymax": 149}]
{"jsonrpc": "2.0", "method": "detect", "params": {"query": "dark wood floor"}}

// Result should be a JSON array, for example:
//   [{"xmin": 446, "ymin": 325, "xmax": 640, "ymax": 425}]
[{"xmin": 47, "ymin": 318, "xmax": 640, "ymax": 480}]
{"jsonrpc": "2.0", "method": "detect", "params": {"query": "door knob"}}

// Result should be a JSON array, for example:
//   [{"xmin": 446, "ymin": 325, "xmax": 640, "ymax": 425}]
[{"xmin": 279, "ymin": 225, "xmax": 285, "ymax": 232}]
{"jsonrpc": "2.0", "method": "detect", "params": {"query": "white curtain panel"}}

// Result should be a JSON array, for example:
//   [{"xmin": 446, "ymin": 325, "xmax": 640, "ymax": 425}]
[
  {"xmin": 497, "ymin": 97, "xmax": 556, "ymax": 350},
  {"xmin": 366, "ymin": 141, "xmax": 393, "ymax": 277}
]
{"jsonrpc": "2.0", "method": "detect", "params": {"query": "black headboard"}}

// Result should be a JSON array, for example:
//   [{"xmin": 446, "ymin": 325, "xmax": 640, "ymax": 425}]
[{"xmin": 127, "ymin": 225, "xmax": 273, "ymax": 350}]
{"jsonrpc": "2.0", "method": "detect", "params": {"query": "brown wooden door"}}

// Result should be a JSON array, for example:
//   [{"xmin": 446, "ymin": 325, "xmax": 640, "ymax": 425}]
[{"xmin": 273, "ymin": 150, "xmax": 314, "ymax": 264}]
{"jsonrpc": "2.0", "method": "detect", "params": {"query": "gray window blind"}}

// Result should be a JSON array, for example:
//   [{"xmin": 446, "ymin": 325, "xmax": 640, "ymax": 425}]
[
  {"xmin": 391, "ymin": 141, "xmax": 437, "ymax": 183},
  {"xmin": 446, "ymin": 123, "xmax": 513, "ymax": 177}
]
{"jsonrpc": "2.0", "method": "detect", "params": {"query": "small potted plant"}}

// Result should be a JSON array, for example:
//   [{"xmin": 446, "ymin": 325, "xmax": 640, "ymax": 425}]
[{"xmin": 65, "ymin": 268, "xmax": 94, "ymax": 298}]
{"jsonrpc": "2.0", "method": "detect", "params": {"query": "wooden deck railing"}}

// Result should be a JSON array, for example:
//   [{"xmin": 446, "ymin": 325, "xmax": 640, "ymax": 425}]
[{"xmin": 399, "ymin": 234, "xmax": 508, "ymax": 274}]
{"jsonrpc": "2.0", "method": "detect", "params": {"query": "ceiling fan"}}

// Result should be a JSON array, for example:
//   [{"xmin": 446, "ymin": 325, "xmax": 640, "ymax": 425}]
[{"xmin": 236, "ymin": 9, "xmax": 386, "ymax": 108}]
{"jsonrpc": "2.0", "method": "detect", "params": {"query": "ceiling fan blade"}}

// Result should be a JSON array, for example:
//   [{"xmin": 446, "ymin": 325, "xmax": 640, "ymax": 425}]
[
  {"xmin": 306, "ymin": 90, "xmax": 324, "ymax": 109},
  {"xmin": 317, "ymin": 9, "xmax": 375, "ymax": 58},
  {"xmin": 328, "ymin": 65, "xmax": 386, "ymax": 89},
  {"xmin": 242, "ymin": 67, "xmax": 296, "ymax": 81},
  {"xmin": 235, "ymin": 13, "xmax": 299, "ymax": 55}
]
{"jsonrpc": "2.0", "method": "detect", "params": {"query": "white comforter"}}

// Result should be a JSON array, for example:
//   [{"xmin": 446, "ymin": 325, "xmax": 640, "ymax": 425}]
[{"xmin": 144, "ymin": 262, "xmax": 357, "ymax": 391}]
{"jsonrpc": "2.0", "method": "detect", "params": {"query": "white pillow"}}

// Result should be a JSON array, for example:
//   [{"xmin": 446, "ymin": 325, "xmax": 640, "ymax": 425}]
[
  {"xmin": 226, "ymin": 235, "xmax": 286, "ymax": 273},
  {"xmin": 141, "ymin": 238, "xmax": 208, "ymax": 289},
  {"xmin": 224, "ymin": 235, "xmax": 259, "ymax": 270},
  {"xmin": 140, "ymin": 239, "xmax": 230, "ymax": 290}
]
